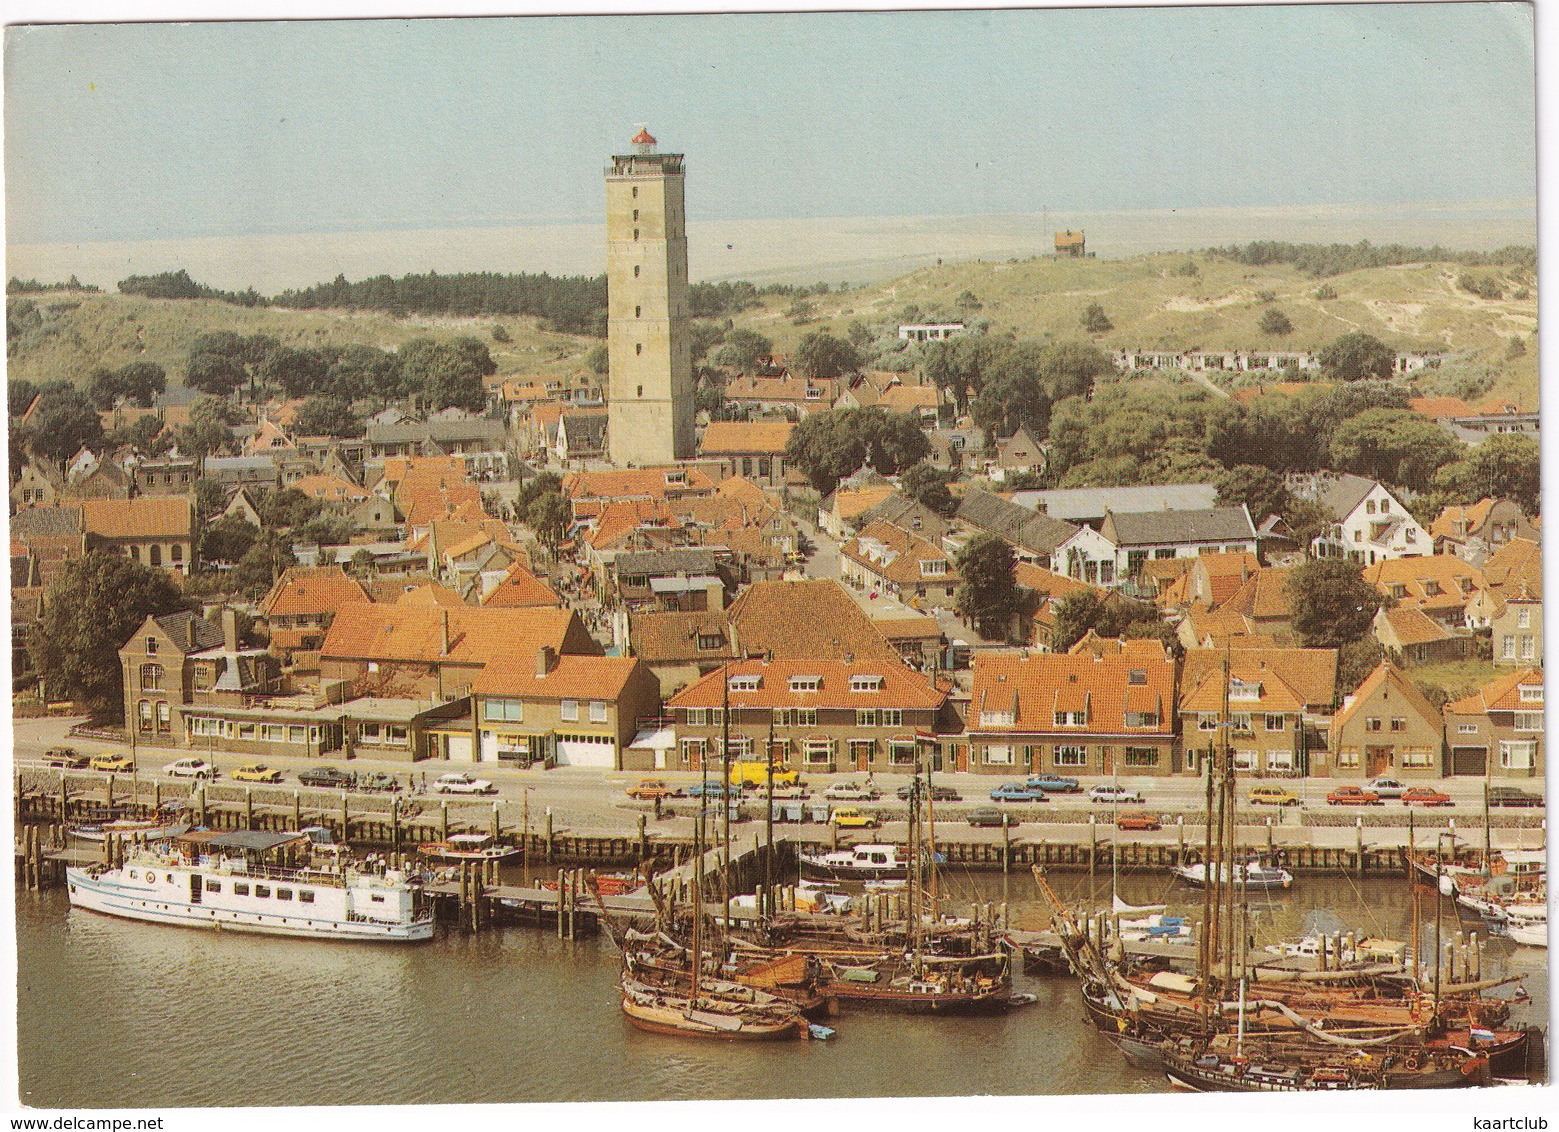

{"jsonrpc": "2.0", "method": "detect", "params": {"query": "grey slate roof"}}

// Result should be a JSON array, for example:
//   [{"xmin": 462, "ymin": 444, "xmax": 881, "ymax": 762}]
[
  {"xmin": 856, "ymin": 492, "xmax": 951, "ymax": 538},
  {"xmin": 1102, "ymin": 506, "xmax": 1257, "ymax": 547},
  {"xmin": 10, "ymin": 505, "xmax": 84, "ymax": 538},
  {"xmin": 1011, "ymin": 483, "xmax": 1218, "ymax": 524},
  {"xmin": 152, "ymin": 610, "xmax": 225, "ymax": 653},
  {"xmin": 365, "ymin": 418, "xmax": 507, "ymax": 445},
  {"xmin": 1312, "ymin": 473, "xmax": 1380, "ymax": 520},
  {"xmin": 955, "ymin": 489, "xmax": 1080, "ymax": 555},
  {"xmin": 616, "ymin": 548, "xmax": 721, "ymax": 577}
]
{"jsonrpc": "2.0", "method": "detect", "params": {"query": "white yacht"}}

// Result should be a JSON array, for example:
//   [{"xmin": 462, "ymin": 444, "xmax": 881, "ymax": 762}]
[{"xmin": 66, "ymin": 830, "xmax": 434, "ymax": 942}]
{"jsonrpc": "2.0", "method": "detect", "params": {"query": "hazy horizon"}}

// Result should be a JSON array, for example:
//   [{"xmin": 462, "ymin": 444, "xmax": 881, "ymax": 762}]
[{"xmin": 7, "ymin": 197, "xmax": 1538, "ymax": 295}]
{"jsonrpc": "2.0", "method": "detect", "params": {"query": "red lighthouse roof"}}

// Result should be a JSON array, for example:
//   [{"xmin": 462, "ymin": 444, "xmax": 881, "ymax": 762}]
[{"xmin": 631, "ymin": 128, "xmax": 656, "ymax": 146}]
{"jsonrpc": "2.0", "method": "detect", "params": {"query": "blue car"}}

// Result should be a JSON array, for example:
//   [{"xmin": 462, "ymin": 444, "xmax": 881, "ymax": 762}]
[
  {"xmin": 1025, "ymin": 774, "xmax": 1082, "ymax": 793},
  {"xmin": 685, "ymin": 780, "xmax": 735, "ymax": 798},
  {"xmin": 990, "ymin": 783, "xmax": 1050, "ymax": 803}
]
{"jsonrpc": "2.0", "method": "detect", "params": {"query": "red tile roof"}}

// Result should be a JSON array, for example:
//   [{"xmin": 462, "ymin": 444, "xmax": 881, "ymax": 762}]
[
  {"xmin": 321, "ymin": 604, "xmax": 588, "ymax": 666},
  {"xmin": 1182, "ymin": 647, "xmax": 1337, "ymax": 710},
  {"xmin": 969, "ymin": 650, "xmax": 1175, "ymax": 736},
  {"xmin": 726, "ymin": 578, "xmax": 901, "ymax": 663},
  {"xmin": 473, "ymin": 653, "xmax": 644, "ymax": 701},
  {"xmin": 666, "ymin": 657, "xmax": 943, "ymax": 711},
  {"xmin": 699, "ymin": 420, "xmax": 794, "ymax": 456},
  {"xmin": 260, "ymin": 566, "xmax": 373, "ymax": 620},
  {"xmin": 1446, "ymin": 667, "xmax": 1543, "ymax": 714},
  {"xmin": 481, "ymin": 564, "xmax": 562, "ymax": 608},
  {"xmin": 81, "ymin": 496, "xmax": 193, "ymax": 540}
]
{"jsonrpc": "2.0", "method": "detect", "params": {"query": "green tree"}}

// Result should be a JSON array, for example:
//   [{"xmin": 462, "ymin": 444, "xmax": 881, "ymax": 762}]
[
  {"xmin": 1287, "ymin": 559, "xmax": 1385, "ymax": 649},
  {"xmin": 293, "ymin": 395, "xmax": 363, "ymax": 439},
  {"xmin": 1336, "ymin": 637, "xmax": 1386, "ymax": 695},
  {"xmin": 261, "ymin": 346, "xmax": 331, "ymax": 399},
  {"xmin": 1257, "ymin": 307, "xmax": 1293, "ymax": 335},
  {"xmin": 491, "ymin": 323, "xmax": 512, "ymax": 343},
  {"xmin": 1432, "ymin": 433, "xmax": 1541, "ymax": 514},
  {"xmin": 185, "ymin": 351, "xmax": 248, "ymax": 397},
  {"xmin": 193, "ymin": 477, "xmax": 228, "ymax": 521},
  {"xmin": 713, "ymin": 328, "xmax": 773, "ymax": 371},
  {"xmin": 177, "ymin": 395, "xmax": 240, "ymax": 459},
  {"xmin": 899, "ymin": 461, "xmax": 955, "ymax": 516},
  {"xmin": 26, "ymin": 551, "xmax": 191, "ymax": 713},
  {"xmin": 515, "ymin": 471, "xmax": 563, "ymax": 514},
  {"xmin": 107, "ymin": 414, "xmax": 172, "ymax": 456},
  {"xmin": 1318, "ymin": 331, "xmax": 1395, "ymax": 381},
  {"xmin": 23, "ymin": 386, "xmax": 104, "ymax": 463},
  {"xmin": 201, "ymin": 515, "xmax": 259, "ymax": 564},
  {"xmin": 585, "ymin": 343, "xmax": 609, "ymax": 376},
  {"xmin": 1329, "ymin": 408, "xmax": 1460, "ymax": 492},
  {"xmin": 785, "ymin": 407, "xmax": 929, "ymax": 494},
  {"xmin": 526, "ymin": 492, "xmax": 572, "ymax": 556},
  {"xmin": 1081, "ymin": 303, "xmax": 1113, "ymax": 333},
  {"xmin": 234, "ymin": 531, "xmax": 296, "ymax": 598},
  {"xmin": 1216, "ymin": 465, "xmax": 1289, "ymax": 522},
  {"xmin": 791, "ymin": 331, "xmax": 863, "ymax": 381},
  {"xmin": 259, "ymin": 486, "xmax": 322, "ymax": 531},
  {"xmin": 114, "ymin": 362, "xmax": 167, "ymax": 407},
  {"xmin": 395, "ymin": 336, "xmax": 496, "ymax": 412},
  {"xmin": 954, "ymin": 534, "xmax": 1022, "ymax": 640}
]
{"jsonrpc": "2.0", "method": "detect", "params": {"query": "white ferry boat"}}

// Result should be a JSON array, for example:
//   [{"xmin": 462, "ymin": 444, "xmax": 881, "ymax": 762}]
[{"xmin": 66, "ymin": 830, "xmax": 434, "ymax": 942}]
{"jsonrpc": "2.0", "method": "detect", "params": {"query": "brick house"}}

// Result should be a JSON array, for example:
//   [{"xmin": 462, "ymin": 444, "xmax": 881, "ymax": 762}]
[
  {"xmin": 1177, "ymin": 661, "xmax": 1308, "ymax": 777},
  {"xmin": 82, "ymin": 496, "xmax": 195, "ymax": 575},
  {"xmin": 965, "ymin": 646, "xmax": 1178, "ymax": 776},
  {"xmin": 667, "ymin": 658, "xmax": 948, "ymax": 774},
  {"xmin": 1325, "ymin": 661, "xmax": 1443, "ymax": 779},
  {"xmin": 258, "ymin": 565, "xmax": 373, "ymax": 662},
  {"xmin": 119, "ymin": 610, "xmax": 281, "ymax": 747},
  {"xmin": 698, "ymin": 420, "xmax": 794, "ymax": 488},
  {"xmin": 839, "ymin": 519, "xmax": 959, "ymax": 608},
  {"xmin": 1443, "ymin": 668, "xmax": 1544, "ymax": 779},
  {"xmin": 470, "ymin": 648, "xmax": 662, "ymax": 769}
]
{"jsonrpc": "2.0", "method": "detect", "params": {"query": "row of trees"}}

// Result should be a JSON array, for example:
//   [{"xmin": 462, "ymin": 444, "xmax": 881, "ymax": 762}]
[
  {"xmin": 784, "ymin": 407, "xmax": 931, "ymax": 494},
  {"xmin": 272, "ymin": 271, "xmax": 607, "ymax": 335},
  {"xmin": 1206, "ymin": 240, "xmax": 1536, "ymax": 277}
]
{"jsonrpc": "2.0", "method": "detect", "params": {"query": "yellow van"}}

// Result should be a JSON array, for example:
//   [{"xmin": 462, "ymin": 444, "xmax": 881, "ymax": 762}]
[{"xmin": 728, "ymin": 761, "xmax": 800, "ymax": 788}]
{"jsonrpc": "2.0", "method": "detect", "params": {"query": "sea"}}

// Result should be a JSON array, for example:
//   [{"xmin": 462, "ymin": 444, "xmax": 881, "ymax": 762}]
[{"xmin": 14, "ymin": 868, "xmax": 1549, "ymax": 1110}]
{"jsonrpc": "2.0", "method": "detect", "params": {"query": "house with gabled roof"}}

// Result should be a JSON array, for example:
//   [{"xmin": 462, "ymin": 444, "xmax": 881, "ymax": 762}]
[
  {"xmin": 479, "ymin": 563, "xmax": 563, "ymax": 609},
  {"xmin": 626, "ymin": 609, "xmax": 738, "ymax": 697},
  {"xmin": 953, "ymin": 488, "xmax": 1083, "ymax": 570},
  {"xmin": 1443, "ymin": 668, "xmax": 1543, "ymax": 778},
  {"xmin": 839, "ymin": 519, "xmax": 960, "ymax": 608},
  {"xmin": 667, "ymin": 657, "xmax": 947, "ymax": 774},
  {"xmin": 82, "ymin": 496, "xmax": 195, "ymax": 574},
  {"xmin": 966, "ymin": 649, "xmax": 1178, "ymax": 776},
  {"xmin": 1373, "ymin": 606, "xmax": 1470, "ymax": 666},
  {"xmin": 1212, "ymin": 565, "xmax": 1297, "ymax": 643},
  {"xmin": 1182, "ymin": 646, "xmax": 1337, "ymax": 718},
  {"xmin": 698, "ymin": 420, "xmax": 794, "ymax": 487},
  {"xmin": 1178, "ymin": 660, "xmax": 1308, "ymax": 776},
  {"xmin": 1100, "ymin": 506, "xmax": 1259, "ymax": 583},
  {"xmin": 1326, "ymin": 661, "xmax": 1443, "ymax": 779},
  {"xmin": 1362, "ymin": 554, "xmax": 1483, "ymax": 630},
  {"xmin": 1294, "ymin": 472, "xmax": 1428, "ymax": 564},
  {"xmin": 725, "ymin": 578, "xmax": 904, "ymax": 665},
  {"xmin": 258, "ymin": 564, "xmax": 373, "ymax": 660},
  {"xmin": 1430, "ymin": 498, "xmax": 1538, "ymax": 565},
  {"xmin": 1473, "ymin": 537, "xmax": 1542, "ymax": 666},
  {"xmin": 1012, "ymin": 562, "xmax": 1103, "ymax": 650},
  {"xmin": 995, "ymin": 425, "xmax": 1047, "ymax": 474},
  {"xmin": 819, "ymin": 483, "xmax": 897, "ymax": 539},
  {"xmin": 12, "ymin": 458, "xmax": 65, "ymax": 509}
]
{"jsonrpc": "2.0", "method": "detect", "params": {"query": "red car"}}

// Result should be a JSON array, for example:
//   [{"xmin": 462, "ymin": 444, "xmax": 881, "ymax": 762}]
[
  {"xmin": 1116, "ymin": 810, "xmax": 1162, "ymax": 831},
  {"xmin": 1326, "ymin": 786, "xmax": 1382, "ymax": 806},
  {"xmin": 1401, "ymin": 787, "xmax": 1454, "ymax": 807}
]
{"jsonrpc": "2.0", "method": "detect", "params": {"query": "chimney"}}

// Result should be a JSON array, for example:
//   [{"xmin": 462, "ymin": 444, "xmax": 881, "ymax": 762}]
[
  {"xmin": 440, "ymin": 610, "xmax": 450, "ymax": 655},
  {"xmin": 536, "ymin": 646, "xmax": 556, "ymax": 678},
  {"xmin": 222, "ymin": 608, "xmax": 239, "ymax": 653}
]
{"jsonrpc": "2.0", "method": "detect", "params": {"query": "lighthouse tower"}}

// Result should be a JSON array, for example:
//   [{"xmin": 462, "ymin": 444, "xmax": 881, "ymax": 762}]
[{"xmin": 605, "ymin": 128, "xmax": 695, "ymax": 467}]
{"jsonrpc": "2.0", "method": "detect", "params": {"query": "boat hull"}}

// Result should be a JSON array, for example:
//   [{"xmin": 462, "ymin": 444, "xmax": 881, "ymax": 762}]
[
  {"xmin": 798, "ymin": 860, "xmax": 907, "ymax": 882},
  {"xmin": 66, "ymin": 867, "xmax": 434, "ymax": 942},
  {"xmin": 826, "ymin": 983, "xmax": 1010, "ymax": 1015}
]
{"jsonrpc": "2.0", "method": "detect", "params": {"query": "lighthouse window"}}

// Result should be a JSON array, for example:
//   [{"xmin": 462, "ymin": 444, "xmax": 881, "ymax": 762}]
[
  {"xmin": 635, "ymin": 305, "xmax": 641, "ymax": 318},
  {"xmin": 637, "ymin": 385, "xmax": 643, "ymax": 398},
  {"xmin": 633, "ymin": 209, "xmax": 639, "ymax": 221},
  {"xmin": 632, "ymin": 186, "xmax": 638, "ymax": 198},
  {"xmin": 636, "ymin": 343, "xmax": 643, "ymax": 356},
  {"xmin": 634, "ymin": 265, "xmax": 640, "ymax": 278},
  {"xmin": 633, "ymin": 229, "xmax": 639, "ymax": 240}
]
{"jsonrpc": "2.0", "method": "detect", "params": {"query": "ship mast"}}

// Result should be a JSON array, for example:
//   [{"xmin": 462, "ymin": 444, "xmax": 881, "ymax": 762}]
[{"xmin": 721, "ymin": 664, "xmax": 732, "ymax": 936}]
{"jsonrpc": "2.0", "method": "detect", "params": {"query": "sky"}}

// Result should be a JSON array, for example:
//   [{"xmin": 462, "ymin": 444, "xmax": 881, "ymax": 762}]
[{"xmin": 3, "ymin": 3, "xmax": 1537, "ymax": 249}]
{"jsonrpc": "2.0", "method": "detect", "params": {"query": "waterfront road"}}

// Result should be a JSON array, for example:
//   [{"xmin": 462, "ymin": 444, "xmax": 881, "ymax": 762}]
[{"xmin": 13, "ymin": 715, "xmax": 1546, "ymax": 853}]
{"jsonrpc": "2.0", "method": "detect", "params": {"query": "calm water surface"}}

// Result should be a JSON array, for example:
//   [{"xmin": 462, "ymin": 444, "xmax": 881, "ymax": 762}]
[{"xmin": 15, "ymin": 867, "xmax": 1549, "ymax": 1109}]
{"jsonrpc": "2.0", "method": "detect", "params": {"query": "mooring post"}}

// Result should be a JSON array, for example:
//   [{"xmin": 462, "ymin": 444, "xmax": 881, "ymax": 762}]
[
  {"xmin": 340, "ymin": 793, "xmax": 349, "ymax": 841},
  {"xmin": 556, "ymin": 868, "xmax": 566, "ymax": 938},
  {"xmin": 1088, "ymin": 814, "xmax": 1097, "ymax": 879},
  {"xmin": 637, "ymin": 813, "xmax": 648, "ymax": 861},
  {"xmin": 58, "ymin": 773, "xmax": 69, "ymax": 822},
  {"xmin": 545, "ymin": 808, "xmax": 555, "ymax": 864},
  {"xmin": 1002, "ymin": 813, "xmax": 1011, "ymax": 875},
  {"xmin": 106, "ymin": 773, "xmax": 115, "ymax": 810},
  {"xmin": 390, "ymin": 796, "xmax": 400, "ymax": 850},
  {"xmin": 244, "ymin": 788, "xmax": 254, "ymax": 830},
  {"xmin": 440, "ymin": 802, "xmax": 450, "ymax": 842},
  {"xmin": 1355, "ymin": 817, "xmax": 1365, "ymax": 878},
  {"xmin": 490, "ymin": 801, "xmax": 501, "ymax": 842}
]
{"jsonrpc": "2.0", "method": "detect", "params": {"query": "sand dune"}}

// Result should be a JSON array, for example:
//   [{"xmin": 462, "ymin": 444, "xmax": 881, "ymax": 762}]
[{"xmin": 7, "ymin": 200, "xmax": 1535, "ymax": 294}]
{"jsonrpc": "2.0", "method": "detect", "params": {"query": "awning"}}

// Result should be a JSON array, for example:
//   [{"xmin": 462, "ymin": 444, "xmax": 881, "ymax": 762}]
[
  {"xmin": 628, "ymin": 727, "xmax": 677, "ymax": 751},
  {"xmin": 208, "ymin": 831, "xmax": 308, "ymax": 853}
]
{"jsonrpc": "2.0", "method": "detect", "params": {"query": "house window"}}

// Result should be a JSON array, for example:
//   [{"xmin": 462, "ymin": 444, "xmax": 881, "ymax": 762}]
[
  {"xmin": 358, "ymin": 722, "xmax": 380, "ymax": 743},
  {"xmin": 588, "ymin": 701, "xmax": 608, "ymax": 723},
  {"xmin": 920, "ymin": 560, "xmax": 947, "ymax": 577},
  {"xmin": 888, "ymin": 741, "xmax": 916, "ymax": 766},
  {"xmin": 1265, "ymin": 714, "xmax": 1285, "ymax": 731},
  {"xmin": 849, "ymin": 675, "xmax": 883, "ymax": 693},
  {"xmin": 1457, "ymin": 722, "xmax": 1479, "ymax": 734},
  {"xmin": 728, "ymin": 675, "xmax": 761, "ymax": 692},
  {"xmin": 138, "ymin": 700, "xmax": 153, "ymax": 732},
  {"xmin": 140, "ymin": 664, "xmax": 163, "ymax": 691},
  {"xmin": 193, "ymin": 666, "xmax": 212, "ymax": 691},
  {"xmin": 1267, "ymin": 749, "xmax": 1293, "ymax": 770},
  {"xmin": 804, "ymin": 739, "xmax": 833, "ymax": 765},
  {"xmin": 1499, "ymin": 740, "xmax": 1535, "ymax": 770},
  {"xmin": 1365, "ymin": 500, "xmax": 1376, "ymax": 514},
  {"xmin": 1390, "ymin": 718, "xmax": 1406, "ymax": 732},
  {"xmin": 484, "ymin": 698, "xmax": 524, "ymax": 723},
  {"xmin": 796, "ymin": 708, "xmax": 817, "ymax": 727},
  {"xmin": 1054, "ymin": 745, "xmax": 1086, "ymax": 767},
  {"xmin": 171, "ymin": 545, "xmax": 183, "ymax": 563},
  {"xmin": 1503, "ymin": 636, "xmax": 1517, "ymax": 659},
  {"xmin": 157, "ymin": 702, "xmax": 171, "ymax": 733},
  {"xmin": 1518, "ymin": 685, "xmax": 1542, "ymax": 703},
  {"xmin": 1233, "ymin": 750, "xmax": 1256, "ymax": 771},
  {"xmin": 288, "ymin": 726, "xmax": 307, "ymax": 743},
  {"xmin": 1123, "ymin": 747, "xmax": 1158, "ymax": 768},
  {"xmin": 980, "ymin": 709, "xmax": 1016, "ymax": 727},
  {"xmin": 234, "ymin": 883, "xmax": 249, "ymax": 896},
  {"xmin": 1517, "ymin": 608, "xmax": 1531, "ymax": 629},
  {"xmin": 680, "ymin": 738, "xmax": 706, "ymax": 765},
  {"xmin": 882, "ymin": 709, "xmax": 903, "ymax": 727},
  {"xmin": 1513, "ymin": 712, "xmax": 1542, "ymax": 731},
  {"xmin": 1520, "ymin": 636, "xmax": 1535, "ymax": 660},
  {"xmin": 634, "ymin": 265, "xmax": 640, "ymax": 278},
  {"xmin": 1199, "ymin": 714, "xmax": 1218, "ymax": 731},
  {"xmin": 1365, "ymin": 717, "xmax": 1382, "ymax": 732},
  {"xmin": 149, "ymin": 545, "xmax": 162, "ymax": 566},
  {"xmin": 857, "ymin": 710, "xmax": 880, "ymax": 727},
  {"xmin": 684, "ymin": 708, "xmax": 707, "ymax": 727},
  {"xmin": 1128, "ymin": 669, "xmax": 1147, "ymax": 686},
  {"xmin": 1336, "ymin": 747, "xmax": 1360, "ymax": 768},
  {"xmin": 697, "ymin": 633, "xmax": 724, "ymax": 651},
  {"xmin": 1053, "ymin": 710, "xmax": 1086, "ymax": 727},
  {"xmin": 1401, "ymin": 747, "xmax": 1435, "ymax": 768},
  {"xmin": 982, "ymin": 744, "xmax": 1014, "ymax": 766},
  {"xmin": 788, "ymin": 676, "xmax": 821, "ymax": 693},
  {"xmin": 560, "ymin": 700, "xmax": 579, "ymax": 722},
  {"xmin": 1123, "ymin": 711, "xmax": 1159, "ymax": 728}
]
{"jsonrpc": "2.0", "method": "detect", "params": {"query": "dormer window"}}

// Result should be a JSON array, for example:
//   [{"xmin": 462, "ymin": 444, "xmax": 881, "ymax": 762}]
[
  {"xmin": 1229, "ymin": 678, "xmax": 1261, "ymax": 701},
  {"xmin": 1128, "ymin": 669, "xmax": 1147, "ymax": 686},
  {"xmin": 664, "ymin": 470, "xmax": 686, "ymax": 486},
  {"xmin": 1389, "ymin": 583, "xmax": 1407, "ymax": 599},
  {"xmin": 1421, "ymin": 579, "xmax": 1441, "ymax": 596},
  {"xmin": 697, "ymin": 633, "xmax": 724, "ymax": 651},
  {"xmin": 727, "ymin": 675, "xmax": 761, "ymax": 692},
  {"xmin": 788, "ymin": 675, "xmax": 821, "ymax": 693},
  {"xmin": 1518, "ymin": 685, "xmax": 1542, "ymax": 703},
  {"xmin": 979, "ymin": 709, "xmax": 1016, "ymax": 727},
  {"xmin": 920, "ymin": 560, "xmax": 947, "ymax": 577},
  {"xmin": 849, "ymin": 675, "xmax": 883, "ymax": 693}
]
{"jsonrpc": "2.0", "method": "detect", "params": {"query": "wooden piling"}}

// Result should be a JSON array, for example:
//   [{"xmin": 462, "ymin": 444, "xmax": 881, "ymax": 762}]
[
  {"xmin": 1001, "ymin": 814, "xmax": 1011, "ymax": 874},
  {"xmin": 490, "ymin": 802, "xmax": 501, "ymax": 842},
  {"xmin": 244, "ymin": 789, "xmax": 254, "ymax": 830},
  {"xmin": 556, "ymin": 868, "xmax": 566, "ymax": 938},
  {"xmin": 545, "ymin": 809, "xmax": 554, "ymax": 864}
]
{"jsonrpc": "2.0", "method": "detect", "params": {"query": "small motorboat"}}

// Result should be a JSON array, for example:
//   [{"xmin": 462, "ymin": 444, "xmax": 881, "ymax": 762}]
[
  {"xmin": 798, "ymin": 842, "xmax": 908, "ymax": 881},
  {"xmin": 416, "ymin": 833, "xmax": 519, "ymax": 862},
  {"xmin": 69, "ymin": 818, "xmax": 190, "ymax": 844},
  {"xmin": 1172, "ymin": 857, "xmax": 1293, "ymax": 891},
  {"xmin": 1505, "ymin": 913, "xmax": 1548, "ymax": 949}
]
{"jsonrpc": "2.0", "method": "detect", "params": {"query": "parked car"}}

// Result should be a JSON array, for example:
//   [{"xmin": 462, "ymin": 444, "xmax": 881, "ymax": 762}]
[
  {"xmin": 1487, "ymin": 785, "xmax": 1545, "ymax": 808},
  {"xmin": 297, "ymin": 765, "xmax": 356, "ymax": 789},
  {"xmin": 163, "ymin": 757, "xmax": 217, "ymax": 780},
  {"xmin": 1089, "ymin": 784, "xmax": 1145, "ymax": 805},
  {"xmin": 823, "ymin": 781, "xmax": 881, "ymax": 801},
  {"xmin": 1326, "ymin": 785, "xmax": 1382, "ymax": 806},
  {"xmin": 1116, "ymin": 810, "xmax": 1162, "ymax": 831},
  {"xmin": 728, "ymin": 761, "xmax": 801, "ymax": 788},
  {"xmin": 965, "ymin": 806, "xmax": 1010, "ymax": 828},
  {"xmin": 626, "ymin": 779, "xmax": 683, "ymax": 800},
  {"xmin": 232, "ymin": 763, "xmax": 282, "ymax": 784},
  {"xmin": 1363, "ymin": 777, "xmax": 1407, "ymax": 799},
  {"xmin": 1248, "ymin": 785, "xmax": 1301, "ymax": 807},
  {"xmin": 356, "ymin": 771, "xmax": 402, "ymax": 793},
  {"xmin": 42, "ymin": 747, "xmax": 90, "ymax": 770},
  {"xmin": 830, "ymin": 806, "xmax": 878, "ymax": 829},
  {"xmin": 88, "ymin": 753, "xmax": 135, "ymax": 773},
  {"xmin": 685, "ymin": 780, "xmax": 736, "ymax": 799},
  {"xmin": 1401, "ymin": 786, "xmax": 1453, "ymax": 807},
  {"xmin": 432, "ymin": 773, "xmax": 497, "ymax": 796},
  {"xmin": 1025, "ymin": 774, "xmax": 1082, "ymax": 793},
  {"xmin": 990, "ymin": 782, "xmax": 1050, "ymax": 803},
  {"xmin": 896, "ymin": 783, "xmax": 962, "ymax": 802}
]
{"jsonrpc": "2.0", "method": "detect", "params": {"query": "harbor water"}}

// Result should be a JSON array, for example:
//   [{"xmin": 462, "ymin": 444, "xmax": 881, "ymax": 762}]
[{"xmin": 15, "ymin": 869, "xmax": 1550, "ymax": 1109}]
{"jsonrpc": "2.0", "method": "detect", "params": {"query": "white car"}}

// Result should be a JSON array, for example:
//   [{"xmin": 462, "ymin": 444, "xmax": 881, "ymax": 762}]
[
  {"xmin": 1089, "ymin": 783, "xmax": 1145, "ymax": 805},
  {"xmin": 822, "ymin": 781, "xmax": 881, "ymax": 801},
  {"xmin": 432, "ymin": 773, "xmax": 497, "ymax": 796},
  {"xmin": 163, "ymin": 757, "xmax": 218, "ymax": 780},
  {"xmin": 1363, "ymin": 777, "xmax": 1407, "ymax": 799}
]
